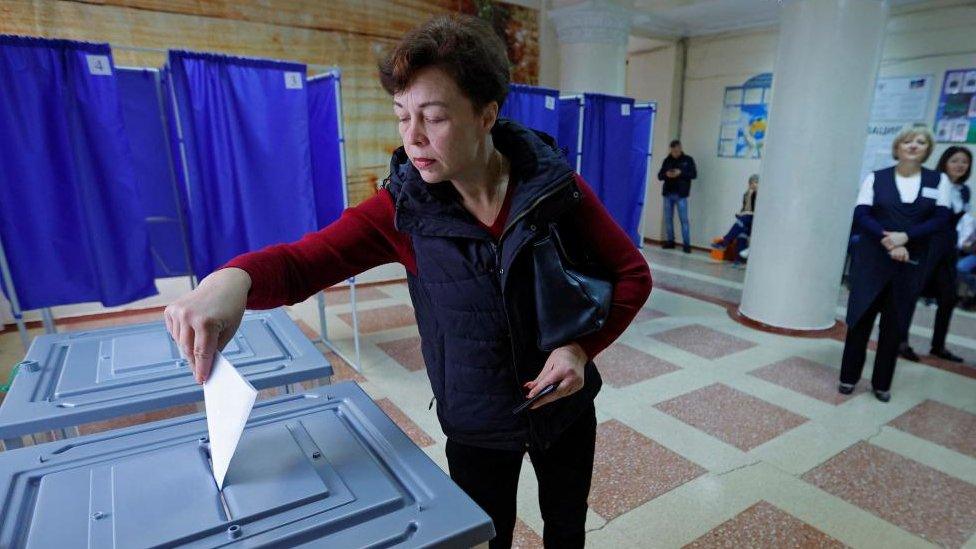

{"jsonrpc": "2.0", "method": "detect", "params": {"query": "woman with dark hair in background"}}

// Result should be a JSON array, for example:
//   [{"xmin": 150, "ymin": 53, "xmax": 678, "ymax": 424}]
[
  {"xmin": 899, "ymin": 145, "xmax": 971, "ymax": 363},
  {"xmin": 162, "ymin": 15, "xmax": 652, "ymax": 549},
  {"xmin": 839, "ymin": 126, "xmax": 952, "ymax": 402}
]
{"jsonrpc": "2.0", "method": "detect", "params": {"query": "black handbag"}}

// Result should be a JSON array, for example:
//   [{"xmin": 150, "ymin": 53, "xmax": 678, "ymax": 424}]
[{"xmin": 532, "ymin": 223, "xmax": 613, "ymax": 351}]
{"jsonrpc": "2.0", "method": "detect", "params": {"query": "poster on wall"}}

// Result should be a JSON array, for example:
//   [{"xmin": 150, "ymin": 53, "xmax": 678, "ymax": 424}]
[
  {"xmin": 934, "ymin": 68, "xmax": 976, "ymax": 143},
  {"xmin": 859, "ymin": 75, "xmax": 933, "ymax": 182},
  {"xmin": 717, "ymin": 73, "xmax": 771, "ymax": 159}
]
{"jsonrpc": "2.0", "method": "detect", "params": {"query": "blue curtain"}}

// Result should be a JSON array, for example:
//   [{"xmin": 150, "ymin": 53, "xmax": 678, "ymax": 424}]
[
  {"xmin": 0, "ymin": 36, "xmax": 156, "ymax": 310},
  {"xmin": 307, "ymin": 73, "xmax": 345, "ymax": 229},
  {"xmin": 558, "ymin": 97, "xmax": 582, "ymax": 170},
  {"xmin": 580, "ymin": 94, "xmax": 636, "ymax": 245},
  {"xmin": 626, "ymin": 105, "xmax": 656, "ymax": 246},
  {"xmin": 167, "ymin": 51, "xmax": 317, "ymax": 278},
  {"xmin": 116, "ymin": 67, "xmax": 191, "ymax": 277},
  {"xmin": 500, "ymin": 84, "xmax": 560, "ymax": 139}
]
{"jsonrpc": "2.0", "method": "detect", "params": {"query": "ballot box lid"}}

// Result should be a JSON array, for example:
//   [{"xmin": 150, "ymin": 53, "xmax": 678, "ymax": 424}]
[
  {"xmin": 0, "ymin": 381, "xmax": 493, "ymax": 548},
  {"xmin": 0, "ymin": 308, "xmax": 331, "ymax": 438}
]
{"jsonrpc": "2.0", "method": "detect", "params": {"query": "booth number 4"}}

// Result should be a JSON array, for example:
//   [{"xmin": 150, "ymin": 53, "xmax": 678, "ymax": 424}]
[
  {"xmin": 285, "ymin": 72, "xmax": 304, "ymax": 90},
  {"xmin": 86, "ymin": 55, "xmax": 112, "ymax": 76}
]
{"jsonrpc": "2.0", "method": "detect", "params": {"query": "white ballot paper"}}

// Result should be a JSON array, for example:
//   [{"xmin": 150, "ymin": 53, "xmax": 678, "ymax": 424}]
[{"xmin": 203, "ymin": 352, "xmax": 258, "ymax": 490}]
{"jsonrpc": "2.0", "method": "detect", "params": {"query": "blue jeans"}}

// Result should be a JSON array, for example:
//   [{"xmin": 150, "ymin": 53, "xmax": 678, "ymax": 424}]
[
  {"xmin": 959, "ymin": 254, "xmax": 976, "ymax": 294},
  {"xmin": 721, "ymin": 214, "xmax": 753, "ymax": 257},
  {"xmin": 663, "ymin": 194, "xmax": 690, "ymax": 245}
]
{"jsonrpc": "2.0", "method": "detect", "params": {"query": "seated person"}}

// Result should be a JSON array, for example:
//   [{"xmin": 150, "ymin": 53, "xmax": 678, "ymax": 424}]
[
  {"xmin": 958, "ymin": 209, "xmax": 976, "ymax": 309},
  {"xmin": 711, "ymin": 174, "xmax": 759, "ymax": 261}
]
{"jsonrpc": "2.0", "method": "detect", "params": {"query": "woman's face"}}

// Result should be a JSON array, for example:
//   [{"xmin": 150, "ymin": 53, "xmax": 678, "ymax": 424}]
[
  {"xmin": 748, "ymin": 177, "xmax": 759, "ymax": 191},
  {"xmin": 393, "ymin": 66, "xmax": 496, "ymax": 184},
  {"xmin": 896, "ymin": 133, "xmax": 930, "ymax": 164},
  {"xmin": 945, "ymin": 151, "xmax": 971, "ymax": 183}
]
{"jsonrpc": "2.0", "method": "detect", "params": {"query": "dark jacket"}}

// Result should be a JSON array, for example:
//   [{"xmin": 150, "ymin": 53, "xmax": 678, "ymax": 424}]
[
  {"xmin": 848, "ymin": 167, "xmax": 946, "ymax": 334},
  {"xmin": 658, "ymin": 154, "xmax": 697, "ymax": 197},
  {"xmin": 385, "ymin": 119, "xmax": 603, "ymax": 451}
]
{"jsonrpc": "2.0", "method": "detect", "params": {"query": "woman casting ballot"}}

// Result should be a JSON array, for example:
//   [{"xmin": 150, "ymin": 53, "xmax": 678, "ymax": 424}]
[
  {"xmin": 839, "ymin": 126, "xmax": 952, "ymax": 402},
  {"xmin": 164, "ymin": 14, "xmax": 652, "ymax": 549}
]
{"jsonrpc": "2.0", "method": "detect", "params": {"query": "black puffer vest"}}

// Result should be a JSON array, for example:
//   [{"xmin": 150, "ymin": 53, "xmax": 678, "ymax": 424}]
[{"xmin": 386, "ymin": 118, "xmax": 603, "ymax": 451}]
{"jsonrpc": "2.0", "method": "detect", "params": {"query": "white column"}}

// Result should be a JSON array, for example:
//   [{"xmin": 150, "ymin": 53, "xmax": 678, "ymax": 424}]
[
  {"xmin": 739, "ymin": 0, "xmax": 889, "ymax": 330},
  {"xmin": 549, "ymin": 0, "xmax": 633, "ymax": 95}
]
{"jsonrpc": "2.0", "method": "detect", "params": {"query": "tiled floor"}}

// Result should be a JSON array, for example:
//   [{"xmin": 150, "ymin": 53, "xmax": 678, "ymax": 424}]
[
  {"xmin": 654, "ymin": 384, "xmax": 808, "ymax": 452},
  {"xmin": 887, "ymin": 400, "xmax": 976, "ymax": 459},
  {"xmin": 803, "ymin": 442, "xmax": 976, "ymax": 548},
  {"xmin": 2, "ymin": 248, "xmax": 975, "ymax": 548},
  {"xmin": 594, "ymin": 343, "xmax": 680, "ymax": 388},
  {"xmin": 589, "ymin": 419, "xmax": 706, "ymax": 521},
  {"xmin": 683, "ymin": 501, "xmax": 847, "ymax": 549},
  {"xmin": 651, "ymin": 324, "xmax": 757, "ymax": 360},
  {"xmin": 749, "ymin": 356, "xmax": 857, "ymax": 406}
]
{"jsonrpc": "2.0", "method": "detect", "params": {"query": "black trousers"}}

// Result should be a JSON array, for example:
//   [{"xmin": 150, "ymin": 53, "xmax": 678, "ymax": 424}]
[
  {"xmin": 840, "ymin": 282, "xmax": 902, "ymax": 392},
  {"xmin": 445, "ymin": 403, "xmax": 597, "ymax": 549},
  {"xmin": 928, "ymin": 258, "xmax": 958, "ymax": 351}
]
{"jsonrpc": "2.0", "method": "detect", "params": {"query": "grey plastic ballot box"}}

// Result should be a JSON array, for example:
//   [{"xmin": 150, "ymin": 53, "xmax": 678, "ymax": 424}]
[
  {"xmin": 0, "ymin": 308, "xmax": 331, "ymax": 448},
  {"xmin": 0, "ymin": 381, "xmax": 495, "ymax": 548}
]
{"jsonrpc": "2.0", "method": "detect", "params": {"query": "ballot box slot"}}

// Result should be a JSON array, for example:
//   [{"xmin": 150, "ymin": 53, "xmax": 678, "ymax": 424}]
[{"xmin": 201, "ymin": 441, "xmax": 235, "ymax": 521}]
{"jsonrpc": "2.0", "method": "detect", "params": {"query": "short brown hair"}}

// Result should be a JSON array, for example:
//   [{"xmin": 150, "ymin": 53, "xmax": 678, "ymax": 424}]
[{"xmin": 378, "ymin": 15, "xmax": 511, "ymax": 112}]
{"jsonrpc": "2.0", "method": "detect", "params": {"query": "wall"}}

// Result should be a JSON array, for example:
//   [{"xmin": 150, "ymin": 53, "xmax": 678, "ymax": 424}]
[
  {"xmin": 537, "ymin": 0, "xmax": 561, "ymax": 89},
  {"xmin": 674, "ymin": 28, "xmax": 777, "ymax": 247},
  {"xmin": 626, "ymin": 38, "xmax": 681, "ymax": 240},
  {"xmin": 627, "ymin": 0, "xmax": 976, "ymax": 248}
]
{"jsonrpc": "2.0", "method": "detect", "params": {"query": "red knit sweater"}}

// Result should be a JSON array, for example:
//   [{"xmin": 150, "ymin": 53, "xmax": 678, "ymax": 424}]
[{"xmin": 225, "ymin": 175, "xmax": 652, "ymax": 359}]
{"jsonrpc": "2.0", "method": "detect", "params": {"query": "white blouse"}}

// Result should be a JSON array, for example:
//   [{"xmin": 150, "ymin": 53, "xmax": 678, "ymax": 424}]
[{"xmin": 855, "ymin": 171, "xmax": 952, "ymax": 207}]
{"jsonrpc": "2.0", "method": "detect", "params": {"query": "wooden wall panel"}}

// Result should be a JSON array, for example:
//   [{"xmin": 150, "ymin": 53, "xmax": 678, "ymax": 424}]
[
  {"xmin": 70, "ymin": 0, "xmax": 459, "ymax": 39},
  {"xmin": 0, "ymin": 0, "xmax": 539, "ymax": 206}
]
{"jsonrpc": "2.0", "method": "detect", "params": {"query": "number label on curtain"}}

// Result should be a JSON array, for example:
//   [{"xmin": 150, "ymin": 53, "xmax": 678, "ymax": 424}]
[
  {"xmin": 545, "ymin": 96, "xmax": 556, "ymax": 110},
  {"xmin": 284, "ymin": 72, "xmax": 304, "ymax": 90},
  {"xmin": 621, "ymin": 104, "xmax": 631, "ymax": 116},
  {"xmin": 86, "ymin": 55, "xmax": 112, "ymax": 76}
]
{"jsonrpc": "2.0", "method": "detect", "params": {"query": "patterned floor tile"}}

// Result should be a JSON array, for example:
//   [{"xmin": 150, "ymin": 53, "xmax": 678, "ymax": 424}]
[
  {"xmin": 749, "ymin": 356, "xmax": 853, "ymax": 405},
  {"xmin": 654, "ymin": 384, "xmax": 808, "ymax": 451},
  {"xmin": 590, "ymin": 419, "xmax": 706, "ymax": 521},
  {"xmin": 633, "ymin": 308, "xmax": 668, "ymax": 323},
  {"xmin": 377, "ymin": 336, "xmax": 426, "ymax": 372},
  {"xmin": 338, "ymin": 304, "xmax": 417, "ymax": 334},
  {"xmin": 888, "ymin": 400, "xmax": 976, "ymax": 459},
  {"xmin": 375, "ymin": 398, "xmax": 435, "ymax": 448},
  {"xmin": 650, "ymin": 324, "xmax": 756, "ymax": 360},
  {"xmin": 324, "ymin": 286, "xmax": 389, "ymax": 306},
  {"xmin": 594, "ymin": 342, "xmax": 680, "ymax": 388},
  {"xmin": 512, "ymin": 518, "xmax": 543, "ymax": 549},
  {"xmin": 684, "ymin": 501, "xmax": 847, "ymax": 548},
  {"xmin": 803, "ymin": 442, "xmax": 976, "ymax": 549},
  {"xmin": 295, "ymin": 320, "xmax": 365, "ymax": 382}
]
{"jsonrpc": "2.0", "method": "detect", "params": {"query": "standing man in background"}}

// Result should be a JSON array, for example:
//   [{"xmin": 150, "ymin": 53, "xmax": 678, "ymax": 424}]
[{"xmin": 658, "ymin": 139, "xmax": 697, "ymax": 253}]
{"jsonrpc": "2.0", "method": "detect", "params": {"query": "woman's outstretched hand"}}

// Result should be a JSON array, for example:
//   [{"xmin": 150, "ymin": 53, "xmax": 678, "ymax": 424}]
[{"xmin": 163, "ymin": 268, "xmax": 251, "ymax": 384}]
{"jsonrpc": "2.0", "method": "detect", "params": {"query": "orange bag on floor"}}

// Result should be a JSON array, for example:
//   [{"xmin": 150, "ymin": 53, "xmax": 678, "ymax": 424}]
[{"xmin": 710, "ymin": 238, "xmax": 738, "ymax": 262}]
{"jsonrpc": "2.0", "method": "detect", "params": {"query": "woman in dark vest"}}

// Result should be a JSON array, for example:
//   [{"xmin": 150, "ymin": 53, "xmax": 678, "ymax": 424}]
[
  {"xmin": 840, "ymin": 126, "xmax": 951, "ymax": 402},
  {"xmin": 899, "ymin": 145, "xmax": 972, "ymax": 363},
  {"xmin": 162, "ymin": 15, "xmax": 652, "ymax": 549}
]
